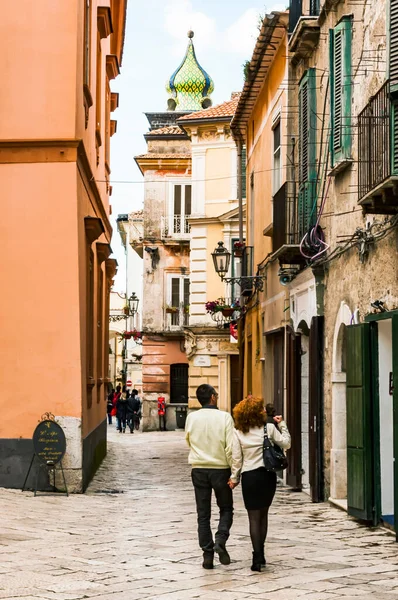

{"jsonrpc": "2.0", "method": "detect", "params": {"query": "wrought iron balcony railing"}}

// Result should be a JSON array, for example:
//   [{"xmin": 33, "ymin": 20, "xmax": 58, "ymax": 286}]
[
  {"xmin": 164, "ymin": 307, "xmax": 189, "ymax": 330},
  {"xmin": 161, "ymin": 215, "xmax": 191, "ymax": 240},
  {"xmin": 272, "ymin": 183, "xmax": 306, "ymax": 264},
  {"xmin": 358, "ymin": 81, "xmax": 396, "ymax": 213}
]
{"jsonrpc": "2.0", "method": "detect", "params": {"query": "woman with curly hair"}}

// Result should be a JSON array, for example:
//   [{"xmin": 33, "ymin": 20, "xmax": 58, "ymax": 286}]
[{"xmin": 228, "ymin": 398, "xmax": 291, "ymax": 571}]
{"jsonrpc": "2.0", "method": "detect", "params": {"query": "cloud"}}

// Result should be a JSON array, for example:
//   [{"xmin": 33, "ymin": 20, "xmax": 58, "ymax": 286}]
[
  {"xmin": 223, "ymin": 8, "xmax": 261, "ymax": 55},
  {"xmin": 164, "ymin": 0, "xmax": 216, "ymax": 55},
  {"xmin": 164, "ymin": 1, "xmax": 288, "ymax": 59}
]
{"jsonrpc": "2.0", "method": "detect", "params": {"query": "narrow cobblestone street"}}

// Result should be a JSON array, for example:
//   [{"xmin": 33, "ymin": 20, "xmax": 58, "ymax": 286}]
[{"xmin": 1, "ymin": 428, "xmax": 397, "ymax": 600}]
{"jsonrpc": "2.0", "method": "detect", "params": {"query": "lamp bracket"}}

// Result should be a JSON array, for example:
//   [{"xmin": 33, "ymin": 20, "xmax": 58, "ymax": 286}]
[{"xmin": 222, "ymin": 276, "xmax": 264, "ymax": 292}]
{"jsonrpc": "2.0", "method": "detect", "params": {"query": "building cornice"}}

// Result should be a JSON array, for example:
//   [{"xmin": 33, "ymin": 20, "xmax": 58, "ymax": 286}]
[
  {"xmin": 0, "ymin": 139, "xmax": 80, "ymax": 163},
  {"xmin": 135, "ymin": 155, "xmax": 191, "ymax": 175}
]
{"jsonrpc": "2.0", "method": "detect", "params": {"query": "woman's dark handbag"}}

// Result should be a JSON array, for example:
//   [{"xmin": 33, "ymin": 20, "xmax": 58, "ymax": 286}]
[{"xmin": 263, "ymin": 425, "xmax": 288, "ymax": 471}]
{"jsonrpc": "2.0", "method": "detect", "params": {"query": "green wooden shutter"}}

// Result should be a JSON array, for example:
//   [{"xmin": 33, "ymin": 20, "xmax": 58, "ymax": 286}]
[
  {"xmin": 390, "ymin": 0, "xmax": 398, "ymax": 93},
  {"xmin": 391, "ymin": 101, "xmax": 398, "ymax": 175},
  {"xmin": 346, "ymin": 323, "xmax": 374, "ymax": 521},
  {"xmin": 330, "ymin": 17, "xmax": 352, "ymax": 167},
  {"xmin": 298, "ymin": 69, "xmax": 316, "ymax": 237}
]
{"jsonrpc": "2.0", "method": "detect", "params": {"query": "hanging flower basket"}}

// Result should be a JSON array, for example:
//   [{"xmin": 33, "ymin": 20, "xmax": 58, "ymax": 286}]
[
  {"xmin": 233, "ymin": 241, "xmax": 245, "ymax": 257},
  {"xmin": 221, "ymin": 307, "xmax": 236, "ymax": 317},
  {"xmin": 120, "ymin": 329, "xmax": 142, "ymax": 341},
  {"xmin": 165, "ymin": 306, "xmax": 179, "ymax": 314},
  {"xmin": 205, "ymin": 300, "xmax": 222, "ymax": 314}
]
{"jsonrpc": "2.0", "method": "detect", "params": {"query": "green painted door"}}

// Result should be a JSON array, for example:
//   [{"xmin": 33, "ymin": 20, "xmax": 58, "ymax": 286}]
[
  {"xmin": 392, "ymin": 315, "xmax": 398, "ymax": 539},
  {"xmin": 346, "ymin": 323, "xmax": 374, "ymax": 521}
]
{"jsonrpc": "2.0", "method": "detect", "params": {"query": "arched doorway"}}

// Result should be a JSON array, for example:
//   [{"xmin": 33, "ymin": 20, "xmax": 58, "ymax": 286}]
[
  {"xmin": 330, "ymin": 302, "xmax": 351, "ymax": 501},
  {"xmin": 298, "ymin": 320, "xmax": 310, "ymax": 494}
]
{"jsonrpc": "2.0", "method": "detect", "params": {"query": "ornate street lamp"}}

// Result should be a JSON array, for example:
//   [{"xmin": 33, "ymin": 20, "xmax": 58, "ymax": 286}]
[
  {"xmin": 109, "ymin": 292, "xmax": 140, "ymax": 322},
  {"xmin": 128, "ymin": 292, "xmax": 139, "ymax": 316},
  {"xmin": 211, "ymin": 241, "xmax": 264, "ymax": 292},
  {"xmin": 211, "ymin": 241, "xmax": 231, "ymax": 280}
]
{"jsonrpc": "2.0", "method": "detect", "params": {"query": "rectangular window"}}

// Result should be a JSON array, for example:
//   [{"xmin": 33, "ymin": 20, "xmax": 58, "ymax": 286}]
[
  {"xmin": 298, "ymin": 68, "xmax": 317, "ymax": 238},
  {"xmin": 172, "ymin": 184, "xmax": 191, "ymax": 234},
  {"xmin": 330, "ymin": 17, "xmax": 352, "ymax": 168},
  {"xmin": 273, "ymin": 121, "xmax": 281, "ymax": 193},
  {"xmin": 241, "ymin": 145, "xmax": 247, "ymax": 199},
  {"xmin": 168, "ymin": 276, "xmax": 190, "ymax": 327},
  {"xmin": 183, "ymin": 278, "xmax": 190, "ymax": 326},
  {"xmin": 231, "ymin": 238, "xmax": 242, "ymax": 302}
]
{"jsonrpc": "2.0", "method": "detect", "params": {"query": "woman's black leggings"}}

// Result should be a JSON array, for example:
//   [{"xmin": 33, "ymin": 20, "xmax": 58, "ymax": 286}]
[{"xmin": 247, "ymin": 507, "xmax": 269, "ymax": 554}]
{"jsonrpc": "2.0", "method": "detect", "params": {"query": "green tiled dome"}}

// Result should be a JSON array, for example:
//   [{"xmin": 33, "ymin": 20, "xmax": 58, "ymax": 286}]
[{"xmin": 166, "ymin": 32, "xmax": 214, "ymax": 112}]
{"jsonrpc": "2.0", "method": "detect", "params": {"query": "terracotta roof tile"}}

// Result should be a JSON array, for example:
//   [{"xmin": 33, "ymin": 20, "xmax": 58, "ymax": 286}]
[
  {"xmin": 146, "ymin": 125, "xmax": 186, "ymax": 136},
  {"xmin": 178, "ymin": 96, "xmax": 241, "ymax": 122}
]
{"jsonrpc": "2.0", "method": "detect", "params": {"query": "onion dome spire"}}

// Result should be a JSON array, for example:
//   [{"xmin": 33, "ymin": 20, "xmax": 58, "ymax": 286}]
[{"xmin": 166, "ymin": 31, "xmax": 214, "ymax": 112}]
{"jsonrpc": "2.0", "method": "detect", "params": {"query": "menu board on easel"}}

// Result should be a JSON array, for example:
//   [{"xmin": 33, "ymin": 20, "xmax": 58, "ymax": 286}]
[{"xmin": 32, "ymin": 420, "xmax": 66, "ymax": 465}]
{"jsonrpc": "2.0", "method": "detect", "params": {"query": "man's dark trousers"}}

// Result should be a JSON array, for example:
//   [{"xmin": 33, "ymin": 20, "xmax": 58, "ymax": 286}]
[{"xmin": 191, "ymin": 468, "xmax": 233, "ymax": 553}]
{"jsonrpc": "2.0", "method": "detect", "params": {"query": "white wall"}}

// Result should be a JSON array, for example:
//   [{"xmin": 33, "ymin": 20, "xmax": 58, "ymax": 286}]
[{"xmin": 378, "ymin": 319, "xmax": 394, "ymax": 519}]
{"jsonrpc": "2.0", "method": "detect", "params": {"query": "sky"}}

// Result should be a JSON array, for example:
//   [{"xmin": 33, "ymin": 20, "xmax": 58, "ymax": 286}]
[{"xmin": 109, "ymin": 0, "xmax": 287, "ymax": 291}]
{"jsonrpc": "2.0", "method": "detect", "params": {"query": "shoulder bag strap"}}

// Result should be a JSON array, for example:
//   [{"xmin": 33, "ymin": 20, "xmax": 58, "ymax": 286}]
[{"xmin": 263, "ymin": 424, "xmax": 272, "ymax": 449}]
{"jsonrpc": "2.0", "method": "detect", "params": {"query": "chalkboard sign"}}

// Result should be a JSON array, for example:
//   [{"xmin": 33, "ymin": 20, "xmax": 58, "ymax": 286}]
[{"xmin": 32, "ymin": 420, "xmax": 66, "ymax": 465}]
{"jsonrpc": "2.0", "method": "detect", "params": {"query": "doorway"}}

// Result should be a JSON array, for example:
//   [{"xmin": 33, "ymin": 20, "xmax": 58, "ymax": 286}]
[
  {"xmin": 230, "ymin": 354, "xmax": 240, "ymax": 413},
  {"xmin": 299, "ymin": 324, "xmax": 310, "ymax": 494},
  {"xmin": 170, "ymin": 364, "xmax": 188, "ymax": 403}
]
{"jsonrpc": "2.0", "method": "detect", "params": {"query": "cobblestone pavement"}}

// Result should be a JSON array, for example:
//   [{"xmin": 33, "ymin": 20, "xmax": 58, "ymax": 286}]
[{"xmin": 1, "ymin": 428, "xmax": 398, "ymax": 600}]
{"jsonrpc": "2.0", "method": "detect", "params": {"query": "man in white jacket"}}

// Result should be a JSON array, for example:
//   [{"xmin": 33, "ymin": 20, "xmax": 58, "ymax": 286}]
[{"xmin": 185, "ymin": 384, "xmax": 234, "ymax": 569}]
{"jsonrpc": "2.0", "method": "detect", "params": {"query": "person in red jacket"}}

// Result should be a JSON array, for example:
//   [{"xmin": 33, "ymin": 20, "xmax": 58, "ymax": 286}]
[{"xmin": 111, "ymin": 385, "xmax": 121, "ymax": 427}]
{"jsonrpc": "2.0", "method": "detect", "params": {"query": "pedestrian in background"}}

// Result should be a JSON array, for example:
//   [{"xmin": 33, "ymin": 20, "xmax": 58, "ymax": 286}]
[
  {"xmin": 127, "ymin": 389, "xmax": 141, "ymax": 433},
  {"xmin": 116, "ymin": 388, "xmax": 128, "ymax": 433},
  {"xmin": 111, "ymin": 385, "xmax": 121, "ymax": 426},
  {"xmin": 107, "ymin": 388, "xmax": 115, "ymax": 424},
  {"xmin": 185, "ymin": 384, "xmax": 234, "ymax": 570},
  {"xmin": 132, "ymin": 389, "xmax": 142, "ymax": 430},
  {"xmin": 229, "ymin": 398, "xmax": 291, "ymax": 572}
]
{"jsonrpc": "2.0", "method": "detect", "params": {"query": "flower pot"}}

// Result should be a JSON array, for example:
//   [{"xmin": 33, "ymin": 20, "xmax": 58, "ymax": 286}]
[
  {"xmin": 221, "ymin": 307, "xmax": 235, "ymax": 317},
  {"xmin": 165, "ymin": 307, "xmax": 178, "ymax": 314}
]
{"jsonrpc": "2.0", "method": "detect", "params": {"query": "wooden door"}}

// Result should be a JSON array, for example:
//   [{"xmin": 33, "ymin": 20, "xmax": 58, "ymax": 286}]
[
  {"xmin": 273, "ymin": 332, "xmax": 284, "ymax": 415},
  {"xmin": 170, "ymin": 364, "xmax": 188, "ymax": 403},
  {"xmin": 346, "ymin": 323, "xmax": 374, "ymax": 521},
  {"xmin": 309, "ymin": 316, "xmax": 324, "ymax": 502},
  {"xmin": 230, "ymin": 354, "xmax": 240, "ymax": 413},
  {"xmin": 286, "ymin": 327, "xmax": 302, "ymax": 490}
]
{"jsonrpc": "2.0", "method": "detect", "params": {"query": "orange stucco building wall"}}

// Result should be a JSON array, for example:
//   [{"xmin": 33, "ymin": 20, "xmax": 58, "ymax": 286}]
[{"xmin": 0, "ymin": 0, "xmax": 127, "ymax": 492}]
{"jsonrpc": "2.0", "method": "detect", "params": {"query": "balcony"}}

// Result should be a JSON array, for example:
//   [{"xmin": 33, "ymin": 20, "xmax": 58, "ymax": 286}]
[
  {"xmin": 240, "ymin": 245, "xmax": 255, "ymax": 297},
  {"xmin": 272, "ymin": 183, "xmax": 307, "ymax": 265},
  {"xmin": 160, "ymin": 215, "xmax": 191, "ymax": 241},
  {"xmin": 358, "ymin": 81, "xmax": 398, "ymax": 214},
  {"xmin": 289, "ymin": 1, "xmax": 320, "ymax": 66}
]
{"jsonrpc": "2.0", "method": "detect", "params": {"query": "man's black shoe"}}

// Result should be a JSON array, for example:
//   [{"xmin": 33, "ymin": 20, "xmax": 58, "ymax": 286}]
[
  {"xmin": 202, "ymin": 552, "xmax": 214, "ymax": 569},
  {"xmin": 214, "ymin": 542, "xmax": 231, "ymax": 565}
]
